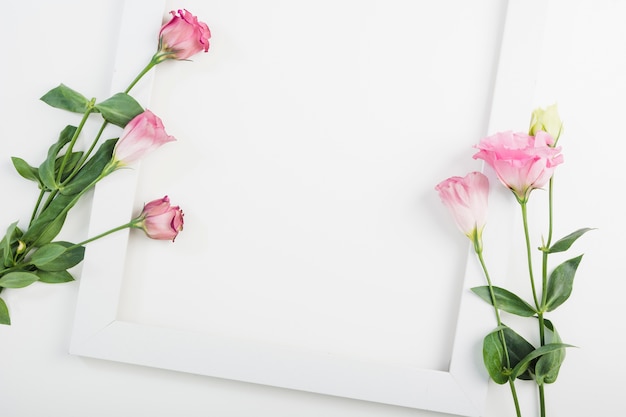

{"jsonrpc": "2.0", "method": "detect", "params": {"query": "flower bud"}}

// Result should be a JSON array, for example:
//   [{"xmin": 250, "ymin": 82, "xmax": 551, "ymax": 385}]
[
  {"xmin": 133, "ymin": 196, "xmax": 184, "ymax": 241},
  {"xmin": 156, "ymin": 9, "xmax": 211, "ymax": 62},
  {"xmin": 112, "ymin": 110, "xmax": 175, "ymax": 166},
  {"xmin": 529, "ymin": 104, "xmax": 563, "ymax": 143},
  {"xmin": 435, "ymin": 172, "xmax": 490, "ymax": 251}
]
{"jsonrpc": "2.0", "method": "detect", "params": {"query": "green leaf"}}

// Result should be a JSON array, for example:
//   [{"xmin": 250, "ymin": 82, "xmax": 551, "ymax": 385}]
[
  {"xmin": 2, "ymin": 221, "xmax": 20, "ymax": 267},
  {"xmin": 535, "ymin": 320, "xmax": 566, "ymax": 385},
  {"xmin": 94, "ymin": 93, "xmax": 143, "ymax": 127},
  {"xmin": 59, "ymin": 138, "xmax": 117, "ymax": 196},
  {"xmin": 55, "ymin": 151, "xmax": 84, "ymax": 182},
  {"xmin": 39, "ymin": 125, "xmax": 77, "ymax": 191},
  {"xmin": 36, "ymin": 269, "xmax": 75, "ymax": 284},
  {"xmin": 30, "ymin": 242, "xmax": 85, "ymax": 272},
  {"xmin": 40, "ymin": 84, "xmax": 90, "ymax": 113},
  {"xmin": 0, "ymin": 297, "xmax": 10, "ymax": 325},
  {"xmin": 482, "ymin": 325, "xmax": 536, "ymax": 384},
  {"xmin": 21, "ymin": 193, "xmax": 72, "ymax": 247},
  {"xmin": 545, "ymin": 255, "xmax": 583, "ymax": 312},
  {"xmin": 483, "ymin": 330, "xmax": 509, "ymax": 384},
  {"xmin": 472, "ymin": 286, "xmax": 537, "ymax": 317},
  {"xmin": 11, "ymin": 157, "xmax": 43, "ymax": 187},
  {"xmin": 0, "ymin": 272, "xmax": 39, "ymax": 288},
  {"xmin": 548, "ymin": 228, "xmax": 594, "ymax": 253},
  {"xmin": 510, "ymin": 343, "xmax": 574, "ymax": 380}
]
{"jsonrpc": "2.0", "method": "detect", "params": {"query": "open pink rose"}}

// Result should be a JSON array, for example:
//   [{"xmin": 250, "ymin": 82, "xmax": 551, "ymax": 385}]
[
  {"xmin": 157, "ymin": 9, "xmax": 211, "ymax": 62},
  {"xmin": 134, "ymin": 196, "xmax": 184, "ymax": 241},
  {"xmin": 113, "ymin": 110, "xmax": 175, "ymax": 166},
  {"xmin": 473, "ymin": 131, "xmax": 563, "ymax": 203},
  {"xmin": 435, "ymin": 171, "xmax": 489, "ymax": 250}
]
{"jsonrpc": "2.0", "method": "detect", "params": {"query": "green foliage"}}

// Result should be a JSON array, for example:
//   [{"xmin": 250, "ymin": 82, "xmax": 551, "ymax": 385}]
[
  {"xmin": 535, "ymin": 320, "xmax": 566, "ymax": 385},
  {"xmin": 30, "ymin": 242, "xmax": 85, "ymax": 272},
  {"xmin": 40, "ymin": 84, "xmax": 90, "ymax": 113},
  {"xmin": 471, "ymin": 286, "xmax": 537, "ymax": 317},
  {"xmin": 94, "ymin": 93, "xmax": 143, "ymax": 127},
  {"xmin": 547, "ymin": 228, "xmax": 594, "ymax": 253},
  {"xmin": 510, "ymin": 343, "xmax": 574, "ymax": 380},
  {"xmin": 545, "ymin": 255, "xmax": 583, "ymax": 312},
  {"xmin": 483, "ymin": 325, "xmax": 536, "ymax": 384},
  {"xmin": 38, "ymin": 125, "xmax": 77, "ymax": 191},
  {"xmin": 59, "ymin": 138, "xmax": 117, "ymax": 195},
  {"xmin": 2, "ymin": 222, "xmax": 21, "ymax": 267},
  {"xmin": 36, "ymin": 270, "xmax": 75, "ymax": 284},
  {"xmin": 11, "ymin": 157, "xmax": 43, "ymax": 187},
  {"xmin": 0, "ymin": 272, "xmax": 39, "ymax": 288},
  {"xmin": 0, "ymin": 297, "xmax": 10, "ymax": 325}
]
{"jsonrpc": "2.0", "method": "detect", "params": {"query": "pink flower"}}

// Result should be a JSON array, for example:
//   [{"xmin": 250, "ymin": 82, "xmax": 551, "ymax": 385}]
[
  {"xmin": 113, "ymin": 110, "xmax": 175, "ymax": 165},
  {"xmin": 134, "ymin": 196, "xmax": 184, "ymax": 241},
  {"xmin": 472, "ymin": 131, "xmax": 563, "ymax": 203},
  {"xmin": 435, "ymin": 172, "xmax": 489, "ymax": 250},
  {"xmin": 157, "ymin": 9, "xmax": 211, "ymax": 62}
]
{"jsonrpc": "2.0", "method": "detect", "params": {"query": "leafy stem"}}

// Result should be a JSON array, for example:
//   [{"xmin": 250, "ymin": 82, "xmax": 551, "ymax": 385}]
[
  {"xmin": 55, "ymin": 98, "xmax": 96, "ymax": 184},
  {"xmin": 476, "ymin": 245, "xmax": 523, "ymax": 417}
]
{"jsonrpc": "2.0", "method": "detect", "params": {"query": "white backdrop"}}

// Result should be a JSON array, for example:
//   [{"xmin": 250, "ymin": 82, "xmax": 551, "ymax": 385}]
[{"xmin": 0, "ymin": 1, "xmax": 624, "ymax": 416}]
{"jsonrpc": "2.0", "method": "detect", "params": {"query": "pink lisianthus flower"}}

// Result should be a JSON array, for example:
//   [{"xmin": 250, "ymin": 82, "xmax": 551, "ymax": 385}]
[
  {"xmin": 133, "ymin": 196, "xmax": 184, "ymax": 241},
  {"xmin": 435, "ymin": 171, "xmax": 489, "ymax": 252},
  {"xmin": 472, "ymin": 131, "xmax": 563, "ymax": 203},
  {"xmin": 156, "ymin": 9, "xmax": 211, "ymax": 62},
  {"xmin": 112, "ymin": 110, "xmax": 175, "ymax": 167}
]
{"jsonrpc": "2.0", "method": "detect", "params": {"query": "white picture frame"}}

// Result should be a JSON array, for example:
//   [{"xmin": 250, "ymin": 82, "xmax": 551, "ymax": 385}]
[{"xmin": 69, "ymin": 1, "xmax": 547, "ymax": 416}]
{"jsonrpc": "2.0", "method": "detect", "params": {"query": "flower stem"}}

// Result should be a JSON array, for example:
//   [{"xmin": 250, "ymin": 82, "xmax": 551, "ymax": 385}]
[
  {"xmin": 29, "ymin": 189, "xmax": 47, "ymax": 226},
  {"xmin": 476, "ymin": 247, "xmax": 523, "ymax": 417},
  {"xmin": 56, "ymin": 99, "xmax": 96, "ymax": 184},
  {"xmin": 71, "ymin": 221, "xmax": 135, "ymax": 248},
  {"xmin": 124, "ymin": 57, "xmax": 158, "ymax": 94},
  {"xmin": 520, "ymin": 202, "xmax": 540, "ymax": 310}
]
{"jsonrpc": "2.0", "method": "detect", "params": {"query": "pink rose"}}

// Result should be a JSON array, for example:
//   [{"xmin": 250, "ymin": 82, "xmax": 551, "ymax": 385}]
[
  {"xmin": 472, "ymin": 131, "xmax": 563, "ymax": 203},
  {"xmin": 113, "ymin": 110, "xmax": 175, "ymax": 165},
  {"xmin": 135, "ymin": 196, "xmax": 184, "ymax": 241},
  {"xmin": 435, "ymin": 172, "xmax": 489, "ymax": 249},
  {"xmin": 157, "ymin": 9, "xmax": 211, "ymax": 61}
]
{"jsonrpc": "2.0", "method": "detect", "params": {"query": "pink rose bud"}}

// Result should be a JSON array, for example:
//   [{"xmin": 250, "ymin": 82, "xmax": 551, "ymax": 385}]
[
  {"xmin": 472, "ymin": 131, "xmax": 563, "ymax": 203},
  {"xmin": 157, "ymin": 9, "xmax": 211, "ymax": 62},
  {"xmin": 436, "ymin": 172, "xmax": 490, "ymax": 251},
  {"xmin": 113, "ymin": 110, "xmax": 176, "ymax": 166},
  {"xmin": 134, "ymin": 196, "xmax": 184, "ymax": 241}
]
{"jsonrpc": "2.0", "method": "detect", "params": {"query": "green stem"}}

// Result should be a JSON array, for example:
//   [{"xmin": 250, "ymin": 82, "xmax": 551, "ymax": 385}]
[
  {"xmin": 520, "ymin": 202, "xmax": 540, "ymax": 310},
  {"xmin": 60, "ymin": 120, "xmax": 109, "ymax": 187},
  {"xmin": 476, "ymin": 247, "xmax": 523, "ymax": 417},
  {"xmin": 39, "ymin": 189, "xmax": 59, "ymax": 218},
  {"xmin": 124, "ymin": 57, "xmax": 158, "ymax": 94},
  {"xmin": 537, "ymin": 176, "xmax": 555, "ymax": 417},
  {"xmin": 29, "ymin": 189, "xmax": 47, "ymax": 226},
  {"xmin": 71, "ymin": 220, "xmax": 136, "ymax": 248},
  {"xmin": 509, "ymin": 379, "xmax": 523, "ymax": 417},
  {"xmin": 56, "ymin": 99, "xmax": 96, "ymax": 184}
]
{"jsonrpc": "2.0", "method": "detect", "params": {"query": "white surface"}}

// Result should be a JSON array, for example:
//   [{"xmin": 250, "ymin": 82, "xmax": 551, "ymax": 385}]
[
  {"xmin": 70, "ymin": 0, "xmax": 508, "ymax": 415},
  {"xmin": 0, "ymin": 1, "xmax": 625, "ymax": 417}
]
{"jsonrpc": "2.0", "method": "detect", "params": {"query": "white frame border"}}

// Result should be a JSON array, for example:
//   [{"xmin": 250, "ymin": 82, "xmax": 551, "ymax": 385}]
[{"xmin": 69, "ymin": 1, "xmax": 548, "ymax": 415}]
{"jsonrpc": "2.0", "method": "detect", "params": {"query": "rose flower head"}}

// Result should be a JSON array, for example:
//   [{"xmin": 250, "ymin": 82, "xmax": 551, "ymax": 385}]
[
  {"xmin": 112, "ymin": 110, "xmax": 175, "ymax": 167},
  {"xmin": 156, "ymin": 9, "xmax": 211, "ymax": 62},
  {"xmin": 473, "ymin": 131, "xmax": 563, "ymax": 203},
  {"xmin": 133, "ymin": 196, "xmax": 184, "ymax": 241},
  {"xmin": 435, "ymin": 171, "xmax": 489, "ymax": 253}
]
